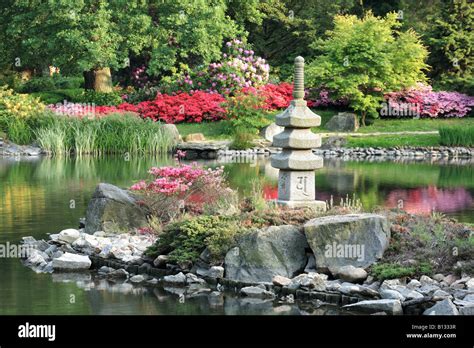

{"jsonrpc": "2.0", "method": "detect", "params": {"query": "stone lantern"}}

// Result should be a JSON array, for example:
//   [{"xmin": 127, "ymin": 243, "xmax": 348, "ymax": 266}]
[{"xmin": 271, "ymin": 56, "xmax": 326, "ymax": 211}]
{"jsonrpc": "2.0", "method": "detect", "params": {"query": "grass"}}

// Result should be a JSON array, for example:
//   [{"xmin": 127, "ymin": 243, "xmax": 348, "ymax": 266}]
[
  {"xmin": 439, "ymin": 125, "xmax": 474, "ymax": 146},
  {"xmin": 35, "ymin": 113, "xmax": 177, "ymax": 156},
  {"xmin": 357, "ymin": 117, "xmax": 474, "ymax": 133},
  {"xmin": 346, "ymin": 134, "xmax": 440, "ymax": 147},
  {"xmin": 30, "ymin": 88, "xmax": 84, "ymax": 104}
]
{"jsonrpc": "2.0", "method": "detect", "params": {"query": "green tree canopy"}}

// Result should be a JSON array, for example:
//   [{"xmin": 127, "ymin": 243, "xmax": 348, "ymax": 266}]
[{"xmin": 307, "ymin": 12, "xmax": 429, "ymax": 125}]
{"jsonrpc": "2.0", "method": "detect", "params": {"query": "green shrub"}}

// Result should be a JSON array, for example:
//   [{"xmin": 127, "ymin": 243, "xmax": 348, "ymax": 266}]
[
  {"xmin": 74, "ymin": 90, "xmax": 123, "ymax": 106},
  {"xmin": 371, "ymin": 262, "xmax": 433, "ymax": 281},
  {"xmin": 146, "ymin": 215, "xmax": 240, "ymax": 265},
  {"xmin": 226, "ymin": 92, "xmax": 269, "ymax": 135},
  {"xmin": 18, "ymin": 77, "xmax": 56, "ymax": 93},
  {"xmin": 231, "ymin": 131, "xmax": 255, "ymax": 150},
  {"xmin": 0, "ymin": 86, "xmax": 48, "ymax": 144},
  {"xmin": 53, "ymin": 76, "xmax": 83, "ymax": 90},
  {"xmin": 439, "ymin": 125, "xmax": 474, "ymax": 146}
]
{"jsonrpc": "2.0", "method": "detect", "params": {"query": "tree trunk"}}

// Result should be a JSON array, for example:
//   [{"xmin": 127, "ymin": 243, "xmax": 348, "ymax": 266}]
[
  {"xmin": 83, "ymin": 67, "xmax": 113, "ymax": 93},
  {"xmin": 361, "ymin": 112, "xmax": 366, "ymax": 127}
]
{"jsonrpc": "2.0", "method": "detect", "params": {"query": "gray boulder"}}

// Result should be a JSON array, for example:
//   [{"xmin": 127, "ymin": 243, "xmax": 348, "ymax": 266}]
[
  {"xmin": 330, "ymin": 265, "xmax": 368, "ymax": 283},
  {"xmin": 343, "ymin": 299, "xmax": 403, "ymax": 315},
  {"xmin": 52, "ymin": 252, "xmax": 91, "ymax": 271},
  {"xmin": 423, "ymin": 299, "xmax": 459, "ymax": 315},
  {"xmin": 304, "ymin": 214, "xmax": 390, "ymax": 271},
  {"xmin": 161, "ymin": 124, "xmax": 181, "ymax": 143},
  {"xmin": 261, "ymin": 122, "xmax": 284, "ymax": 142},
  {"xmin": 85, "ymin": 183, "xmax": 148, "ymax": 234},
  {"xmin": 324, "ymin": 112, "xmax": 359, "ymax": 132},
  {"xmin": 225, "ymin": 225, "xmax": 308, "ymax": 283},
  {"xmin": 240, "ymin": 286, "xmax": 275, "ymax": 299}
]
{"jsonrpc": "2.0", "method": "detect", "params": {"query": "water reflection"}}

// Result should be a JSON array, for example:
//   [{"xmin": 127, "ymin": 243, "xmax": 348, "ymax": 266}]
[{"xmin": 0, "ymin": 155, "xmax": 473, "ymax": 315}]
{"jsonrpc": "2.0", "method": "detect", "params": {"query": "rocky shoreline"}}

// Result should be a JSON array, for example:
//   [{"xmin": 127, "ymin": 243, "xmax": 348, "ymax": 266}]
[
  {"xmin": 0, "ymin": 138, "xmax": 43, "ymax": 157},
  {"xmin": 21, "ymin": 223, "xmax": 474, "ymax": 316}
]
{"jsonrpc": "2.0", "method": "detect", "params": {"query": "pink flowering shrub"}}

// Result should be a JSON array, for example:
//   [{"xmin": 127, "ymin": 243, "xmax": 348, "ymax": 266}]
[
  {"xmin": 384, "ymin": 83, "xmax": 474, "ymax": 118},
  {"xmin": 130, "ymin": 161, "xmax": 232, "ymax": 221},
  {"xmin": 177, "ymin": 38, "xmax": 270, "ymax": 95}
]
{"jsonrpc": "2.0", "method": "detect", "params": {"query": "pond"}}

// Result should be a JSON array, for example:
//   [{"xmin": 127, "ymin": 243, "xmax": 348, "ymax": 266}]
[{"xmin": 0, "ymin": 155, "xmax": 473, "ymax": 314}]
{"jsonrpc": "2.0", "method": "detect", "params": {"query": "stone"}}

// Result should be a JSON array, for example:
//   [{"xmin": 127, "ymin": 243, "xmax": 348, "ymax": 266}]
[
  {"xmin": 288, "ymin": 273, "xmax": 326, "ymax": 291},
  {"xmin": 420, "ymin": 275, "xmax": 437, "ymax": 285},
  {"xmin": 443, "ymin": 274, "xmax": 458, "ymax": 286},
  {"xmin": 391, "ymin": 286, "xmax": 423, "ymax": 300},
  {"xmin": 273, "ymin": 129, "xmax": 321, "ymax": 149},
  {"xmin": 463, "ymin": 294, "xmax": 474, "ymax": 302},
  {"xmin": 153, "ymin": 255, "xmax": 168, "ymax": 268},
  {"xmin": 130, "ymin": 275, "xmax": 145, "ymax": 283},
  {"xmin": 161, "ymin": 124, "xmax": 181, "ymax": 142},
  {"xmin": 432, "ymin": 290, "xmax": 452, "ymax": 301},
  {"xmin": 240, "ymin": 286, "xmax": 275, "ymax": 299},
  {"xmin": 52, "ymin": 253, "xmax": 91, "ymax": 270},
  {"xmin": 107, "ymin": 268, "xmax": 129, "ymax": 279},
  {"xmin": 433, "ymin": 274, "xmax": 445, "ymax": 282},
  {"xmin": 304, "ymin": 254, "xmax": 316, "ymax": 273},
  {"xmin": 186, "ymin": 273, "xmax": 206, "ymax": 284},
  {"xmin": 407, "ymin": 279, "xmax": 421, "ymax": 288},
  {"xmin": 184, "ymin": 133, "xmax": 205, "ymax": 142},
  {"xmin": 380, "ymin": 289, "xmax": 406, "ymax": 301},
  {"xmin": 324, "ymin": 112, "xmax": 359, "ymax": 132},
  {"xmin": 466, "ymin": 278, "xmax": 474, "ymax": 289},
  {"xmin": 330, "ymin": 265, "xmax": 368, "ymax": 283},
  {"xmin": 273, "ymin": 275, "xmax": 292, "ymax": 287},
  {"xmin": 163, "ymin": 272, "xmax": 187, "ymax": 286},
  {"xmin": 224, "ymin": 225, "xmax": 308, "ymax": 283},
  {"xmin": 98, "ymin": 266, "xmax": 114, "ymax": 274},
  {"xmin": 271, "ymin": 56, "xmax": 325, "ymax": 210},
  {"xmin": 260, "ymin": 122, "xmax": 284, "ymax": 142},
  {"xmin": 459, "ymin": 305, "xmax": 474, "ymax": 315},
  {"xmin": 423, "ymin": 299, "xmax": 459, "ymax": 315},
  {"xmin": 339, "ymin": 283, "xmax": 380, "ymax": 298},
  {"xmin": 84, "ymin": 183, "xmax": 148, "ymax": 234},
  {"xmin": 208, "ymin": 266, "xmax": 224, "ymax": 279},
  {"xmin": 343, "ymin": 299, "xmax": 403, "ymax": 315},
  {"xmin": 58, "ymin": 229, "xmax": 81, "ymax": 244},
  {"xmin": 304, "ymin": 214, "xmax": 390, "ymax": 271}
]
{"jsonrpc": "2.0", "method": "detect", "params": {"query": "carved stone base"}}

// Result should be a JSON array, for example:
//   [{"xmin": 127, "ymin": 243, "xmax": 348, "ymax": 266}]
[{"xmin": 275, "ymin": 199, "xmax": 327, "ymax": 212}]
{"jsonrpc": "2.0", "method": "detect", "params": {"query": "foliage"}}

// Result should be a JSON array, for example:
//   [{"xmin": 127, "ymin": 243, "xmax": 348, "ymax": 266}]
[
  {"xmin": 145, "ymin": 215, "xmax": 240, "ymax": 265},
  {"xmin": 73, "ymin": 90, "xmax": 123, "ymax": 106},
  {"xmin": 0, "ymin": 86, "xmax": 48, "ymax": 144},
  {"xmin": 34, "ymin": 113, "xmax": 176, "ymax": 156},
  {"xmin": 384, "ymin": 83, "xmax": 474, "ymax": 118},
  {"xmin": 371, "ymin": 262, "xmax": 433, "ymax": 281},
  {"xmin": 439, "ymin": 125, "xmax": 474, "ymax": 147},
  {"xmin": 226, "ymin": 91, "xmax": 268, "ymax": 134},
  {"xmin": 130, "ymin": 161, "xmax": 233, "ymax": 221},
  {"xmin": 122, "ymin": 86, "xmax": 161, "ymax": 104},
  {"xmin": 306, "ymin": 12, "xmax": 429, "ymax": 125},
  {"xmin": 177, "ymin": 38, "xmax": 270, "ymax": 95},
  {"xmin": 119, "ymin": 91, "xmax": 227, "ymax": 123},
  {"xmin": 427, "ymin": 0, "xmax": 474, "ymax": 91}
]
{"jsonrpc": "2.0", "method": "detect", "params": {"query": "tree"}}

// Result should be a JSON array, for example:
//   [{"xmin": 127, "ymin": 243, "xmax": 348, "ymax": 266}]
[
  {"xmin": 0, "ymin": 0, "xmax": 152, "ymax": 92},
  {"xmin": 427, "ymin": 0, "xmax": 473, "ymax": 93},
  {"xmin": 306, "ymin": 12, "xmax": 428, "ymax": 125}
]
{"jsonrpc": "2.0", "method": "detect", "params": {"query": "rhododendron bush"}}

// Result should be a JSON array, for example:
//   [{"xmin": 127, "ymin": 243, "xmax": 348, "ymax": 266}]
[
  {"xmin": 177, "ymin": 38, "xmax": 270, "ymax": 95},
  {"xmin": 118, "ymin": 91, "xmax": 226, "ymax": 123},
  {"xmin": 242, "ymin": 83, "xmax": 348, "ymax": 110},
  {"xmin": 384, "ymin": 84, "xmax": 474, "ymax": 118},
  {"xmin": 130, "ymin": 159, "xmax": 236, "ymax": 221}
]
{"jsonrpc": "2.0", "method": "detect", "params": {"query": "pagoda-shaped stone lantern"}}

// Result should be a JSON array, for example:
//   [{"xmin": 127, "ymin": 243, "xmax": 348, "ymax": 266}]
[{"xmin": 271, "ymin": 56, "xmax": 326, "ymax": 211}]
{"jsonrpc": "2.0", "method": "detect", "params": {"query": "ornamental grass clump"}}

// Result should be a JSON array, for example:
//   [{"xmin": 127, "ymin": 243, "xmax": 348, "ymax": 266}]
[{"xmin": 439, "ymin": 125, "xmax": 474, "ymax": 146}]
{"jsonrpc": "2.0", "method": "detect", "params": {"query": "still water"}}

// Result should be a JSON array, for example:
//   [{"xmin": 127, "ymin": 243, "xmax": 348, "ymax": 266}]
[{"xmin": 0, "ymin": 156, "xmax": 473, "ymax": 314}]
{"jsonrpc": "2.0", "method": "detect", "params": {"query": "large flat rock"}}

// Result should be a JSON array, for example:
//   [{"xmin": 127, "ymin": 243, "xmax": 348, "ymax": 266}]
[
  {"xmin": 304, "ymin": 214, "xmax": 390, "ymax": 271},
  {"xmin": 225, "ymin": 225, "xmax": 308, "ymax": 283}
]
